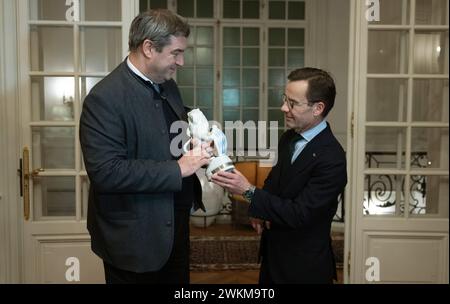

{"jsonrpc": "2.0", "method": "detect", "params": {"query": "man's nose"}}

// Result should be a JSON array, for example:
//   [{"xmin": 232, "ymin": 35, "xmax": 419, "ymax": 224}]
[
  {"xmin": 176, "ymin": 54, "xmax": 184, "ymax": 66},
  {"xmin": 281, "ymin": 102, "xmax": 289, "ymax": 113}
]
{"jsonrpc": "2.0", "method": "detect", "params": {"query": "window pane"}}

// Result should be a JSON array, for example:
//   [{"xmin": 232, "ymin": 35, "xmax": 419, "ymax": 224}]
[
  {"xmin": 269, "ymin": 1, "xmax": 285, "ymax": 19},
  {"xmin": 197, "ymin": 88, "xmax": 213, "ymax": 107},
  {"xmin": 371, "ymin": 0, "xmax": 410, "ymax": 25},
  {"xmin": 33, "ymin": 176, "xmax": 76, "ymax": 219},
  {"xmin": 223, "ymin": 109, "xmax": 240, "ymax": 121},
  {"xmin": 178, "ymin": 0, "xmax": 195, "ymax": 17},
  {"xmin": 180, "ymin": 87, "xmax": 194, "ymax": 107},
  {"xmin": 366, "ymin": 78, "xmax": 408, "ymax": 122},
  {"xmin": 243, "ymin": 0, "xmax": 260, "ymax": 19},
  {"xmin": 243, "ymin": 89, "xmax": 259, "ymax": 107},
  {"xmin": 268, "ymin": 88, "xmax": 283, "ymax": 107},
  {"xmin": 196, "ymin": 68, "xmax": 214, "ymax": 86},
  {"xmin": 269, "ymin": 109, "xmax": 284, "ymax": 126},
  {"xmin": 288, "ymin": 1, "xmax": 305, "ymax": 20},
  {"xmin": 243, "ymin": 48, "xmax": 259, "ymax": 66},
  {"xmin": 243, "ymin": 109, "xmax": 259, "ymax": 123},
  {"xmin": 243, "ymin": 28, "xmax": 259, "ymax": 46},
  {"xmin": 31, "ymin": 77, "xmax": 75, "ymax": 122},
  {"xmin": 29, "ymin": 0, "xmax": 67, "ymax": 20},
  {"xmin": 223, "ymin": 0, "xmax": 240, "ymax": 18},
  {"xmin": 411, "ymin": 128, "xmax": 449, "ymax": 170},
  {"xmin": 288, "ymin": 29, "xmax": 304, "ymax": 47},
  {"xmin": 197, "ymin": 27, "xmax": 214, "ymax": 45},
  {"xmin": 366, "ymin": 127, "xmax": 406, "ymax": 169},
  {"xmin": 268, "ymin": 69, "xmax": 286, "ymax": 87},
  {"xmin": 368, "ymin": 30, "xmax": 409, "ymax": 74},
  {"xmin": 269, "ymin": 28, "xmax": 285, "ymax": 46},
  {"xmin": 80, "ymin": 27, "xmax": 122, "ymax": 73},
  {"xmin": 413, "ymin": 79, "xmax": 449, "ymax": 122},
  {"xmin": 32, "ymin": 127, "xmax": 75, "ymax": 169},
  {"xmin": 197, "ymin": 0, "xmax": 214, "ymax": 18},
  {"xmin": 30, "ymin": 26, "xmax": 74, "ymax": 72},
  {"xmin": 287, "ymin": 49, "xmax": 304, "ymax": 67},
  {"xmin": 364, "ymin": 174, "xmax": 405, "ymax": 216},
  {"xmin": 223, "ymin": 28, "xmax": 240, "ymax": 46},
  {"xmin": 80, "ymin": 77, "xmax": 102, "ymax": 104},
  {"xmin": 415, "ymin": 0, "xmax": 447, "ymax": 25},
  {"xmin": 177, "ymin": 68, "xmax": 194, "ymax": 86},
  {"xmin": 184, "ymin": 47, "xmax": 194, "ymax": 65},
  {"xmin": 223, "ymin": 48, "xmax": 241, "ymax": 66},
  {"xmin": 409, "ymin": 175, "xmax": 449, "ymax": 218},
  {"xmin": 82, "ymin": 0, "xmax": 121, "ymax": 21},
  {"xmin": 242, "ymin": 69, "xmax": 259, "ymax": 87},
  {"xmin": 196, "ymin": 47, "xmax": 214, "ymax": 65},
  {"xmin": 269, "ymin": 49, "xmax": 285, "ymax": 66},
  {"xmin": 414, "ymin": 31, "xmax": 447, "ymax": 74},
  {"xmin": 223, "ymin": 89, "xmax": 240, "ymax": 107},
  {"xmin": 223, "ymin": 69, "xmax": 240, "ymax": 87}
]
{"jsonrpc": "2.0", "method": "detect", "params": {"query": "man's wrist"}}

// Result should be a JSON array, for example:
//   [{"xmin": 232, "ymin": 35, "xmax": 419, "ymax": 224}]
[{"xmin": 242, "ymin": 185, "xmax": 256, "ymax": 203}]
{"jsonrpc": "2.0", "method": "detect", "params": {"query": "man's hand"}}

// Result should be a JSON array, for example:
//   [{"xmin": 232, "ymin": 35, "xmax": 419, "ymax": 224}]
[
  {"xmin": 177, "ymin": 142, "xmax": 212, "ymax": 177},
  {"xmin": 211, "ymin": 169, "xmax": 252, "ymax": 196},
  {"xmin": 250, "ymin": 217, "xmax": 271, "ymax": 235}
]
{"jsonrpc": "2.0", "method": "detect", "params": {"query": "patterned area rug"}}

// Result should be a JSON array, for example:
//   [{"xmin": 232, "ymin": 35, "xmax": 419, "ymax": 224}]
[
  {"xmin": 190, "ymin": 236, "xmax": 260, "ymax": 271},
  {"xmin": 190, "ymin": 234, "xmax": 344, "ymax": 271}
]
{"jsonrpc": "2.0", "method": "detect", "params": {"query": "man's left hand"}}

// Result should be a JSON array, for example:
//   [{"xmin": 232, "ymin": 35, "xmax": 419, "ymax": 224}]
[{"xmin": 211, "ymin": 170, "xmax": 251, "ymax": 196}]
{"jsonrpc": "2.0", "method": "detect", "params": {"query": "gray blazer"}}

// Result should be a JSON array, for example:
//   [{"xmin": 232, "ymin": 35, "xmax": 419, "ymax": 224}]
[{"xmin": 80, "ymin": 60, "xmax": 204, "ymax": 273}]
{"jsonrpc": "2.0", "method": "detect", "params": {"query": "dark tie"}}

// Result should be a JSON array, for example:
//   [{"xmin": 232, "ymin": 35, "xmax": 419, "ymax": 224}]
[{"xmin": 289, "ymin": 133, "xmax": 304, "ymax": 160}]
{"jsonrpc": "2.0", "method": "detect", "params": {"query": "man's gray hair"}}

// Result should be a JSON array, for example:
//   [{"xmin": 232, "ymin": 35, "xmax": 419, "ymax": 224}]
[{"xmin": 129, "ymin": 9, "xmax": 190, "ymax": 52}]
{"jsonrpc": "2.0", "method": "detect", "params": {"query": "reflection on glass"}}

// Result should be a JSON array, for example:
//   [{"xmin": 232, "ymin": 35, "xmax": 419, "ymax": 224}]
[
  {"xmin": 223, "ymin": 89, "xmax": 240, "ymax": 107},
  {"xmin": 363, "ymin": 174, "xmax": 405, "ymax": 216},
  {"xmin": 369, "ymin": 0, "xmax": 410, "ymax": 25},
  {"xmin": 365, "ymin": 127, "xmax": 406, "ymax": 169},
  {"xmin": 269, "ymin": 1, "xmax": 285, "ymax": 19},
  {"xmin": 196, "ymin": 47, "xmax": 214, "ymax": 65},
  {"xmin": 223, "ymin": 48, "xmax": 241, "ymax": 66},
  {"xmin": 413, "ymin": 79, "xmax": 449, "ymax": 122},
  {"xmin": 288, "ymin": 1, "xmax": 305, "ymax": 20},
  {"xmin": 223, "ymin": 0, "xmax": 240, "ymax": 18},
  {"xmin": 223, "ymin": 69, "xmax": 241, "ymax": 86},
  {"xmin": 30, "ymin": 26, "xmax": 74, "ymax": 72},
  {"xmin": 269, "ymin": 28, "xmax": 285, "ymax": 46},
  {"xmin": 411, "ymin": 128, "xmax": 449, "ymax": 170},
  {"xmin": 368, "ymin": 30, "xmax": 409, "ymax": 74},
  {"xmin": 414, "ymin": 31, "xmax": 448, "ymax": 74},
  {"xmin": 184, "ymin": 48, "xmax": 194, "ymax": 65},
  {"xmin": 415, "ymin": 0, "xmax": 448, "ymax": 25},
  {"xmin": 243, "ymin": 0, "xmax": 260, "ymax": 19},
  {"xmin": 410, "ymin": 175, "xmax": 449, "ymax": 218},
  {"xmin": 83, "ymin": 0, "xmax": 121, "ymax": 21},
  {"xmin": 366, "ymin": 78, "xmax": 407, "ymax": 122},
  {"xmin": 32, "ymin": 127, "xmax": 75, "ymax": 169},
  {"xmin": 287, "ymin": 49, "xmax": 304, "ymax": 67},
  {"xmin": 31, "ymin": 77, "xmax": 75, "ymax": 122},
  {"xmin": 197, "ymin": 0, "xmax": 214, "ymax": 18},
  {"xmin": 269, "ymin": 69, "xmax": 286, "ymax": 87},
  {"xmin": 80, "ymin": 27, "xmax": 122, "ymax": 73},
  {"xmin": 269, "ymin": 49, "xmax": 285, "ymax": 66},
  {"xmin": 33, "ymin": 176, "xmax": 75, "ymax": 219},
  {"xmin": 197, "ymin": 27, "xmax": 214, "ymax": 45}
]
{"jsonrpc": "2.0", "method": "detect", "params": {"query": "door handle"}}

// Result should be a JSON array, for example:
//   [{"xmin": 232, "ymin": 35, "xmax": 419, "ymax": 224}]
[{"xmin": 22, "ymin": 147, "xmax": 30, "ymax": 221}]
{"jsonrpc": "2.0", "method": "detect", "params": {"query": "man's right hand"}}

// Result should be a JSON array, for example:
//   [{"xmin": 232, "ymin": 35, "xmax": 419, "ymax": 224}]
[{"xmin": 177, "ymin": 142, "xmax": 212, "ymax": 177}]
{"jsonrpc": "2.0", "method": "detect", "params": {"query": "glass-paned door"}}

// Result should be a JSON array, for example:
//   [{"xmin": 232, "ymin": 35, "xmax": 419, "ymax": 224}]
[
  {"xmin": 351, "ymin": 0, "xmax": 449, "ymax": 283},
  {"xmin": 19, "ymin": 0, "xmax": 134, "ymax": 283}
]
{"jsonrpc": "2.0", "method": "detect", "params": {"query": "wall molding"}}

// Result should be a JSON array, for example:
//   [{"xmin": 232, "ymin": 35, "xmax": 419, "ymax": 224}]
[{"xmin": 0, "ymin": 0, "xmax": 22, "ymax": 284}]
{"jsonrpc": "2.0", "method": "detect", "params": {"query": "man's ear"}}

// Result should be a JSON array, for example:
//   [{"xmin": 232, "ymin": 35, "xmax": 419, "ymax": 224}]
[
  {"xmin": 141, "ymin": 39, "xmax": 154, "ymax": 58},
  {"xmin": 313, "ymin": 101, "xmax": 325, "ymax": 117}
]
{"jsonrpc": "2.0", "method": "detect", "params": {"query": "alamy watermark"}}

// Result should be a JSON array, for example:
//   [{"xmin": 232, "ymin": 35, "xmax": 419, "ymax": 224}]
[
  {"xmin": 65, "ymin": 257, "xmax": 80, "ymax": 282},
  {"xmin": 365, "ymin": 257, "xmax": 380, "ymax": 282}
]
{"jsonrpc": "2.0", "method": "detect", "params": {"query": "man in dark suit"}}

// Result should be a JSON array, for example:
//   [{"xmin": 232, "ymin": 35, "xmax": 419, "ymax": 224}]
[
  {"xmin": 212, "ymin": 68, "xmax": 347, "ymax": 284},
  {"xmin": 79, "ymin": 9, "xmax": 212, "ymax": 284}
]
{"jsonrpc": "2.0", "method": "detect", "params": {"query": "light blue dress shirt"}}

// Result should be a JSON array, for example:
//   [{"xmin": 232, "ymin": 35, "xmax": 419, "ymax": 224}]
[{"xmin": 291, "ymin": 120, "xmax": 327, "ymax": 164}]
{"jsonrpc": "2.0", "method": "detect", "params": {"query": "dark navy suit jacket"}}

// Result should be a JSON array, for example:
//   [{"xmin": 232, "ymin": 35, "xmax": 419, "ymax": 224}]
[
  {"xmin": 249, "ymin": 124, "xmax": 347, "ymax": 283},
  {"xmin": 80, "ymin": 60, "xmax": 204, "ymax": 273}
]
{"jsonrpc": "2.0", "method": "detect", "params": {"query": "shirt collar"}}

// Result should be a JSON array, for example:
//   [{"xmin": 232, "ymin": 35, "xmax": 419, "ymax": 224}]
[
  {"xmin": 300, "ymin": 120, "xmax": 327, "ymax": 142},
  {"xmin": 126, "ymin": 57, "xmax": 156, "ymax": 85}
]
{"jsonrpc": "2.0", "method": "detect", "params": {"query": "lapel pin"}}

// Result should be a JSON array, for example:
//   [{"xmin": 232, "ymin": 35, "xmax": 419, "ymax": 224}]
[{"xmin": 313, "ymin": 153, "xmax": 317, "ymax": 158}]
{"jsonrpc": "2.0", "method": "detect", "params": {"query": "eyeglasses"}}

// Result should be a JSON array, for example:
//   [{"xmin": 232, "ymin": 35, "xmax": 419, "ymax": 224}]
[{"xmin": 281, "ymin": 94, "xmax": 312, "ymax": 110}]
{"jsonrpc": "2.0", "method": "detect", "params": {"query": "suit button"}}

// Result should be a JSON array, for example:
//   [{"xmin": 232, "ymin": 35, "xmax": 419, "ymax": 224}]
[{"xmin": 166, "ymin": 221, "xmax": 172, "ymax": 227}]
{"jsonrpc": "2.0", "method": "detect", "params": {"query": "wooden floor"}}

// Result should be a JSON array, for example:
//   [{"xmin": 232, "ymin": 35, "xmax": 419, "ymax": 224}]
[{"xmin": 190, "ymin": 223, "xmax": 343, "ymax": 284}]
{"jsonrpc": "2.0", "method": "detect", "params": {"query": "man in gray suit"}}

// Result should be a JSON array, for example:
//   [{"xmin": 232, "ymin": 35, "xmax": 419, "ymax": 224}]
[{"xmin": 80, "ymin": 9, "xmax": 212, "ymax": 284}]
